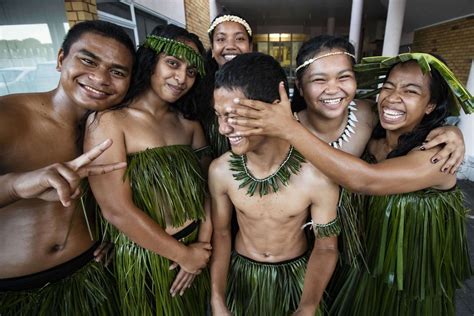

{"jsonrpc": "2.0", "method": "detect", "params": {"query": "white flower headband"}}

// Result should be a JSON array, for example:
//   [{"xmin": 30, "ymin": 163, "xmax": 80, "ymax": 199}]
[
  {"xmin": 295, "ymin": 51, "xmax": 356, "ymax": 74},
  {"xmin": 208, "ymin": 15, "xmax": 252, "ymax": 36}
]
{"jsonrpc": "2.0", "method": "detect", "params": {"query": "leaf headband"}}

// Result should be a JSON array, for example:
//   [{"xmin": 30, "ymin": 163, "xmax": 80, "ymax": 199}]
[
  {"xmin": 208, "ymin": 15, "xmax": 252, "ymax": 36},
  {"xmin": 354, "ymin": 53, "xmax": 473, "ymax": 115},
  {"xmin": 143, "ymin": 35, "xmax": 205, "ymax": 77}
]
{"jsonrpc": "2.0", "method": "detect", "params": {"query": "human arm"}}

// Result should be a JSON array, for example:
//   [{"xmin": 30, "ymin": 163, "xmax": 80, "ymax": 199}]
[
  {"xmin": 423, "ymin": 125, "xmax": 465, "ymax": 174},
  {"xmin": 85, "ymin": 114, "xmax": 211, "ymax": 274},
  {"xmin": 209, "ymin": 158, "xmax": 233, "ymax": 315},
  {"xmin": 0, "ymin": 139, "xmax": 126, "ymax": 208},
  {"xmin": 294, "ymin": 179, "xmax": 339, "ymax": 315},
  {"xmin": 225, "ymin": 84, "xmax": 456, "ymax": 194}
]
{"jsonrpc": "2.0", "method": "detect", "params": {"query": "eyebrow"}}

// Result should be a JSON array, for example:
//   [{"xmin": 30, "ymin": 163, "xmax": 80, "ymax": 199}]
[
  {"xmin": 308, "ymin": 68, "xmax": 353, "ymax": 77},
  {"xmin": 385, "ymin": 80, "xmax": 423, "ymax": 89},
  {"xmin": 78, "ymin": 49, "xmax": 130, "ymax": 72}
]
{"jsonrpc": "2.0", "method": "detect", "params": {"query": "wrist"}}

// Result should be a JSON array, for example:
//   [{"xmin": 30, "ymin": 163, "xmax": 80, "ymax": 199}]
[{"xmin": 173, "ymin": 242, "xmax": 189, "ymax": 264}]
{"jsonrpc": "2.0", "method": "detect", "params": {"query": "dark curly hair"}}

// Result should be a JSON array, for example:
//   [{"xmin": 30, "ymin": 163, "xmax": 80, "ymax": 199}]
[{"xmin": 371, "ymin": 58, "xmax": 450, "ymax": 159}]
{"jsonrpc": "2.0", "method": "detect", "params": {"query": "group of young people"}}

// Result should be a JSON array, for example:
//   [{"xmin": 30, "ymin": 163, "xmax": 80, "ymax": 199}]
[{"xmin": 0, "ymin": 12, "xmax": 472, "ymax": 316}]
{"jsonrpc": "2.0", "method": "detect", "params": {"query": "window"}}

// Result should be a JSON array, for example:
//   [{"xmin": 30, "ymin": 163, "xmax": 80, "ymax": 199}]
[
  {"xmin": 254, "ymin": 33, "xmax": 308, "ymax": 83},
  {"xmin": 0, "ymin": 0, "xmax": 66, "ymax": 95}
]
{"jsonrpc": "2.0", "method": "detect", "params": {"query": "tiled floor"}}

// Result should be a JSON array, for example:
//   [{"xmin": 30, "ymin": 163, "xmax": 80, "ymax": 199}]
[{"xmin": 456, "ymin": 179, "xmax": 474, "ymax": 316}]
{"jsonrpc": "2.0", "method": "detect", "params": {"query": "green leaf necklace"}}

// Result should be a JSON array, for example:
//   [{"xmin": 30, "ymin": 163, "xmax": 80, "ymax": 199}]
[{"xmin": 229, "ymin": 146, "xmax": 306, "ymax": 197}]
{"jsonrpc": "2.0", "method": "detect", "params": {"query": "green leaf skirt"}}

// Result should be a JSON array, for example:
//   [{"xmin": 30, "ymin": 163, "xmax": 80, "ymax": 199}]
[
  {"xmin": 226, "ymin": 251, "xmax": 324, "ymax": 316},
  {"xmin": 0, "ymin": 258, "xmax": 117, "ymax": 316},
  {"xmin": 330, "ymin": 187, "xmax": 472, "ymax": 316}
]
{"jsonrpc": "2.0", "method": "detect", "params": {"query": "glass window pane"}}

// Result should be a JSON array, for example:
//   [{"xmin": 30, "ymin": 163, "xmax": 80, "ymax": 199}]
[
  {"xmin": 0, "ymin": 0, "xmax": 66, "ymax": 95},
  {"xmin": 257, "ymin": 42, "xmax": 268, "ymax": 54},
  {"xmin": 97, "ymin": 1, "xmax": 132, "ymax": 20},
  {"xmin": 135, "ymin": 8, "xmax": 167, "ymax": 44}
]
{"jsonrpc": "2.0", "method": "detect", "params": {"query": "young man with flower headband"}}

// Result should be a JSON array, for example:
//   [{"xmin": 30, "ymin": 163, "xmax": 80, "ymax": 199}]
[
  {"xmin": 210, "ymin": 52, "xmax": 340, "ymax": 316},
  {"xmin": 84, "ymin": 24, "xmax": 212, "ymax": 315},
  {"xmin": 221, "ymin": 49, "xmax": 473, "ymax": 314}
]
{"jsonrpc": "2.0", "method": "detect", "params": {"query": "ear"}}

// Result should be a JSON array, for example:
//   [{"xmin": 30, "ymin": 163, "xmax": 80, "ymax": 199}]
[
  {"xmin": 425, "ymin": 102, "xmax": 436, "ymax": 115},
  {"xmin": 295, "ymin": 78, "xmax": 303, "ymax": 96},
  {"xmin": 56, "ymin": 49, "xmax": 64, "ymax": 72}
]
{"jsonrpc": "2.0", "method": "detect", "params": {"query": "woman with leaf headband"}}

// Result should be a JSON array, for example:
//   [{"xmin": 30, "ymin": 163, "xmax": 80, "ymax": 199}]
[
  {"xmin": 198, "ymin": 12, "xmax": 253, "ymax": 158},
  {"xmin": 84, "ymin": 24, "xmax": 211, "ymax": 315},
  {"xmin": 224, "ymin": 52, "xmax": 473, "ymax": 315}
]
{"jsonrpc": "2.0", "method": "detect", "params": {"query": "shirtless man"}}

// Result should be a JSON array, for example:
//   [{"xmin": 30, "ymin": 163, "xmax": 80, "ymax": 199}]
[
  {"xmin": 209, "ymin": 52, "xmax": 339, "ymax": 316},
  {"xmin": 0, "ymin": 20, "xmax": 135, "ymax": 314}
]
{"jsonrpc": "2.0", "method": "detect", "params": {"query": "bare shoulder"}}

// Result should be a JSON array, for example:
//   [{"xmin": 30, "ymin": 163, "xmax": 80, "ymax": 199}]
[
  {"xmin": 354, "ymin": 99, "xmax": 377, "ymax": 127},
  {"xmin": 300, "ymin": 162, "xmax": 338, "ymax": 189},
  {"xmin": 86, "ymin": 108, "xmax": 131, "ymax": 135},
  {"xmin": 209, "ymin": 152, "xmax": 233, "ymax": 178}
]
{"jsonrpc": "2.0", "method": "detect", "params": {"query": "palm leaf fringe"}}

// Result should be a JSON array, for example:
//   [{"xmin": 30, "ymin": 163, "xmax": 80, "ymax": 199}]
[
  {"xmin": 226, "ymin": 252, "xmax": 324, "ymax": 316},
  {"xmin": 0, "ymin": 262, "xmax": 117, "ymax": 316},
  {"xmin": 113, "ymin": 231, "xmax": 209, "ymax": 316},
  {"xmin": 96, "ymin": 145, "xmax": 209, "ymax": 315},
  {"xmin": 330, "ymin": 187, "xmax": 472, "ymax": 316},
  {"xmin": 313, "ymin": 216, "xmax": 341, "ymax": 239},
  {"xmin": 354, "ymin": 53, "xmax": 474, "ymax": 115},
  {"xmin": 229, "ymin": 146, "xmax": 306, "ymax": 197},
  {"xmin": 143, "ymin": 35, "xmax": 205, "ymax": 77},
  {"xmin": 124, "ymin": 145, "xmax": 206, "ymax": 230}
]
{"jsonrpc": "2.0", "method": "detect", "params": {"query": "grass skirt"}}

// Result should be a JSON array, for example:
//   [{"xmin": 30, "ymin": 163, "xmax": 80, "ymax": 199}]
[
  {"xmin": 226, "ymin": 251, "xmax": 323, "ymax": 316},
  {"xmin": 0, "ymin": 260, "xmax": 117, "ymax": 316},
  {"xmin": 102, "ymin": 145, "xmax": 209, "ymax": 315},
  {"xmin": 330, "ymin": 187, "xmax": 472, "ymax": 316}
]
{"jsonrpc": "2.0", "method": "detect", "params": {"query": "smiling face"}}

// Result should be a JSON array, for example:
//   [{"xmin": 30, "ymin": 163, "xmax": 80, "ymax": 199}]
[
  {"xmin": 378, "ymin": 61, "xmax": 435, "ymax": 135},
  {"xmin": 57, "ymin": 32, "xmax": 133, "ymax": 112},
  {"xmin": 298, "ymin": 50, "xmax": 356, "ymax": 120},
  {"xmin": 149, "ymin": 39, "xmax": 199, "ymax": 104},
  {"xmin": 213, "ymin": 87, "xmax": 264, "ymax": 155},
  {"xmin": 211, "ymin": 21, "xmax": 252, "ymax": 67}
]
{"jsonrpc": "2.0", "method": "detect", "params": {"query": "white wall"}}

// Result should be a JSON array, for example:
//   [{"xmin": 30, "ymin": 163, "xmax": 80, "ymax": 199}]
[{"xmin": 135, "ymin": 0, "xmax": 186, "ymax": 25}]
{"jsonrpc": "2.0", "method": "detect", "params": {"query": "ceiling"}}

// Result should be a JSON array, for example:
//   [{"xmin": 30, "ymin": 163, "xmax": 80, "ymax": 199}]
[{"xmin": 217, "ymin": 0, "xmax": 473, "ymax": 33}]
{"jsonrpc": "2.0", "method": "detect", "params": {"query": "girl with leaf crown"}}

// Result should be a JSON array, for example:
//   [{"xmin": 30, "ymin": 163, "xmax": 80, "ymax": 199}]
[{"xmin": 84, "ymin": 24, "xmax": 212, "ymax": 315}]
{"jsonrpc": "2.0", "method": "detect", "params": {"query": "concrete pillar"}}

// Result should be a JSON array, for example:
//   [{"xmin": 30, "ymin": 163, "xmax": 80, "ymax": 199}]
[
  {"xmin": 209, "ymin": 0, "xmax": 219, "ymax": 21},
  {"xmin": 382, "ymin": 0, "xmax": 407, "ymax": 56},
  {"xmin": 349, "ymin": 0, "xmax": 363, "ymax": 60},
  {"xmin": 457, "ymin": 60, "xmax": 474, "ymax": 180},
  {"xmin": 327, "ymin": 17, "xmax": 335, "ymax": 35},
  {"xmin": 459, "ymin": 60, "xmax": 474, "ymax": 153}
]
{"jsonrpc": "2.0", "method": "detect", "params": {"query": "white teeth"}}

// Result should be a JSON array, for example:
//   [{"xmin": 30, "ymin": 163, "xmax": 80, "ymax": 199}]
[
  {"xmin": 383, "ymin": 108, "xmax": 405, "ymax": 116},
  {"xmin": 228, "ymin": 136, "xmax": 242, "ymax": 142},
  {"xmin": 83, "ymin": 85, "xmax": 105, "ymax": 95},
  {"xmin": 321, "ymin": 98, "xmax": 342, "ymax": 105},
  {"xmin": 224, "ymin": 55, "xmax": 237, "ymax": 61}
]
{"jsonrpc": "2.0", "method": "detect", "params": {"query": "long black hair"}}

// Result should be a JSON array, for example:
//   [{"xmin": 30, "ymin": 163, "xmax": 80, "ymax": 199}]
[
  {"xmin": 122, "ymin": 24, "xmax": 205, "ymax": 120},
  {"xmin": 292, "ymin": 35, "xmax": 355, "ymax": 112},
  {"xmin": 372, "ymin": 58, "xmax": 450, "ymax": 159}
]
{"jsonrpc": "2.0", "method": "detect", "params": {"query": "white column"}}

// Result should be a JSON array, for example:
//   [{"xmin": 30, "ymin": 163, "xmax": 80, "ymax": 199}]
[
  {"xmin": 209, "ymin": 0, "xmax": 219, "ymax": 21},
  {"xmin": 349, "ymin": 0, "xmax": 363, "ymax": 60},
  {"xmin": 382, "ymin": 0, "xmax": 407, "ymax": 56},
  {"xmin": 459, "ymin": 60, "xmax": 474, "ymax": 157},
  {"xmin": 327, "ymin": 17, "xmax": 335, "ymax": 35}
]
